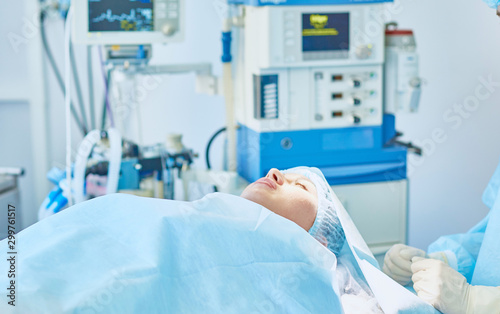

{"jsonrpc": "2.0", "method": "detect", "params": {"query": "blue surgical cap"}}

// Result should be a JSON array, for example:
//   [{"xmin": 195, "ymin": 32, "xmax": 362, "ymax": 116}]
[
  {"xmin": 483, "ymin": 0, "xmax": 500, "ymax": 8},
  {"xmin": 283, "ymin": 167, "xmax": 346, "ymax": 256}
]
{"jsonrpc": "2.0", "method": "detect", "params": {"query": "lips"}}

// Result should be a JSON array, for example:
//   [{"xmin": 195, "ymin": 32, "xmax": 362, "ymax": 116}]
[{"xmin": 255, "ymin": 177, "xmax": 277, "ymax": 190}]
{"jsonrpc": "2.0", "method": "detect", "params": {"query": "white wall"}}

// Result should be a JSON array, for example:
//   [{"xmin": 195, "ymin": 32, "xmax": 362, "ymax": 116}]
[
  {"xmin": 2, "ymin": 0, "xmax": 500, "ymax": 250},
  {"xmin": 390, "ymin": 0, "xmax": 500, "ymax": 249},
  {"xmin": 0, "ymin": 1, "xmax": 36, "ymax": 228}
]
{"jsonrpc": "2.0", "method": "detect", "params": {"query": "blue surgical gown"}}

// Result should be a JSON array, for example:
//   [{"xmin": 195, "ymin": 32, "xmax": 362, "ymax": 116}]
[
  {"xmin": 428, "ymin": 158, "xmax": 500, "ymax": 286},
  {"xmin": 483, "ymin": 0, "xmax": 500, "ymax": 9}
]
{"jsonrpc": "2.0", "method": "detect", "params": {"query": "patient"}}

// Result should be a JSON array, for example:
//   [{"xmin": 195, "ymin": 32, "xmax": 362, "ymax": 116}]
[
  {"xmin": 241, "ymin": 167, "xmax": 346, "ymax": 256},
  {"xmin": 0, "ymin": 167, "xmax": 428, "ymax": 313},
  {"xmin": 243, "ymin": 167, "xmax": 383, "ymax": 314}
]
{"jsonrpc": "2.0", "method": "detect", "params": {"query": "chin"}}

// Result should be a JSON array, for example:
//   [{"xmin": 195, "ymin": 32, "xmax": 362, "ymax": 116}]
[{"xmin": 241, "ymin": 184, "xmax": 273, "ymax": 208}]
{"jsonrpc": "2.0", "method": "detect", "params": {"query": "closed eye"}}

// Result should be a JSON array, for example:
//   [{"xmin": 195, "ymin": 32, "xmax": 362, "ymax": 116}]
[{"xmin": 296, "ymin": 182, "xmax": 307, "ymax": 191}]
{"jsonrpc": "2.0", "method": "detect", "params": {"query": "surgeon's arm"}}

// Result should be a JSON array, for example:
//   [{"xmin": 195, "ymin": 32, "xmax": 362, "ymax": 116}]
[
  {"xmin": 427, "ymin": 232, "xmax": 485, "ymax": 283},
  {"xmin": 483, "ymin": 0, "xmax": 500, "ymax": 16},
  {"xmin": 483, "ymin": 0, "xmax": 500, "ymax": 9},
  {"xmin": 383, "ymin": 230, "xmax": 485, "ymax": 286},
  {"xmin": 468, "ymin": 285, "xmax": 500, "ymax": 314}
]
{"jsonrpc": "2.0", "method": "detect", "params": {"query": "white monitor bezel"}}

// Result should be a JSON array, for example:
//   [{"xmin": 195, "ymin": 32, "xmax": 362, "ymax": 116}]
[{"xmin": 73, "ymin": 0, "xmax": 184, "ymax": 45}]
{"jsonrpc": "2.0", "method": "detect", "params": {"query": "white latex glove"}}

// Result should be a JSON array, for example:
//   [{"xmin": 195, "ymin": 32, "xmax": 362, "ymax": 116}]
[
  {"xmin": 412, "ymin": 257, "xmax": 500, "ymax": 314},
  {"xmin": 411, "ymin": 257, "xmax": 469, "ymax": 314},
  {"xmin": 382, "ymin": 244, "xmax": 426, "ymax": 285}
]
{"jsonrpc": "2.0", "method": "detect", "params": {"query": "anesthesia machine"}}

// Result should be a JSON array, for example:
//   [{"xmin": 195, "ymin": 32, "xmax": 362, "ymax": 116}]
[{"xmin": 228, "ymin": 0, "xmax": 423, "ymax": 258}]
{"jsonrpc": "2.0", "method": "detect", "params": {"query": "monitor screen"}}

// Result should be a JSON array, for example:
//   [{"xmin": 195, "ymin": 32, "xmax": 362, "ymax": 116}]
[
  {"xmin": 88, "ymin": 0, "xmax": 154, "ymax": 32},
  {"xmin": 302, "ymin": 13, "xmax": 349, "ymax": 52}
]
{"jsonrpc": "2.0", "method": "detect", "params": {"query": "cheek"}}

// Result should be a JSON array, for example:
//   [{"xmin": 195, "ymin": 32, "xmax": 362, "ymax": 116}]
[
  {"xmin": 291, "ymin": 196, "xmax": 317, "ymax": 230},
  {"xmin": 241, "ymin": 185, "xmax": 317, "ymax": 231},
  {"xmin": 275, "ymin": 190, "xmax": 317, "ymax": 231}
]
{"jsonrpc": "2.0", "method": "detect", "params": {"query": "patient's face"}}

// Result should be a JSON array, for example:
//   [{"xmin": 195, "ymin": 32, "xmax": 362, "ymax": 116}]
[{"xmin": 241, "ymin": 168, "xmax": 318, "ymax": 231}]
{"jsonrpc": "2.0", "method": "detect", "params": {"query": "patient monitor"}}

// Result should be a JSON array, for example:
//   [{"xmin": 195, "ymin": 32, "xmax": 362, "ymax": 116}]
[{"xmin": 73, "ymin": 0, "xmax": 184, "ymax": 45}]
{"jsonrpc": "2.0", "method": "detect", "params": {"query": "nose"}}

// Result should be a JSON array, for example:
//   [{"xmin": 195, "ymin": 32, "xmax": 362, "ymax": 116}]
[{"xmin": 266, "ymin": 168, "xmax": 284, "ymax": 185}]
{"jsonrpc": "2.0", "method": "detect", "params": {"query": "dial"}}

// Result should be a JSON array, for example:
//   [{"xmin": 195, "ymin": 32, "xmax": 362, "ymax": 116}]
[{"xmin": 162, "ymin": 23, "xmax": 176, "ymax": 36}]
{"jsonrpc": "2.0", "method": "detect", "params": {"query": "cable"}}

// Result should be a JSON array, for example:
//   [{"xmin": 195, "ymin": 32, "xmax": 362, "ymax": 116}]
[
  {"xmin": 39, "ymin": 11, "xmax": 87, "ymax": 135},
  {"xmin": 98, "ymin": 48, "xmax": 115, "ymax": 128},
  {"xmin": 87, "ymin": 46, "xmax": 96, "ymax": 130},
  {"xmin": 69, "ymin": 41, "xmax": 89, "ymax": 132},
  {"xmin": 222, "ymin": 21, "xmax": 237, "ymax": 172},
  {"xmin": 100, "ymin": 68, "xmax": 112, "ymax": 130},
  {"xmin": 101, "ymin": 95, "xmax": 107, "ymax": 130},
  {"xmin": 64, "ymin": 6, "xmax": 74, "ymax": 206},
  {"xmin": 205, "ymin": 127, "xmax": 226, "ymax": 170}
]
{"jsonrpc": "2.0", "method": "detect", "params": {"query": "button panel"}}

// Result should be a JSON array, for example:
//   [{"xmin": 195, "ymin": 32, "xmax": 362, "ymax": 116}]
[
  {"xmin": 155, "ymin": 0, "xmax": 180, "ymax": 37},
  {"xmin": 311, "ymin": 65, "xmax": 383, "ymax": 128}
]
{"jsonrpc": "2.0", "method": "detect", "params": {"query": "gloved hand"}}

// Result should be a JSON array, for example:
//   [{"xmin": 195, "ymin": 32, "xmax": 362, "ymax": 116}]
[
  {"xmin": 411, "ymin": 257, "xmax": 469, "ymax": 314},
  {"xmin": 412, "ymin": 257, "xmax": 500, "ymax": 314},
  {"xmin": 382, "ymin": 244, "xmax": 426, "ymax": 286}
]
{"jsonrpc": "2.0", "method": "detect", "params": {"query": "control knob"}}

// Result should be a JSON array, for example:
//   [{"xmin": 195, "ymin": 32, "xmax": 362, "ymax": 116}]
[
  {"xmin": 162, "ymin": 23, "xmax": 176, "ymax": 36},
  {"xmin": 351, "ymin": 97, "xmax": 362, "ymax": 106},
  {"xmin": 351, "ymin": 79, "xmax": 362, "ymax": 88}
]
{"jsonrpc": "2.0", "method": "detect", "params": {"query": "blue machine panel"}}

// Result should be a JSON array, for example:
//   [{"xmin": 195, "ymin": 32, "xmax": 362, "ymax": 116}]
[
  {"xmin": 117, "ymin": 158, "xmax": 140, "ymax": 190},
  {"xmin": 228, "ymin": 0, "xmax": 393, "ymax": 5},
  {"xmin": 237, "ymin": 124, "xmax": 407, "ymax": 186}
]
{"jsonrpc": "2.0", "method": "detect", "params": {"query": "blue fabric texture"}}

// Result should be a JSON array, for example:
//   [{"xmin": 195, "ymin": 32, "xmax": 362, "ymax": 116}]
[
  {"xmin": 283, "ymin": 167, "xmax": 346, "ymax": 256},
  {"xmin": 0, "ymin": 193, "xmax": 342, "ymax": 313},
  {"xmin": 483, "ymin": 0, "xmax": 500, "ymax": 8},
  {"xmin": 471, "ymin": 195, "xmax": 500, "ymax": 286},
  {"xmin": 0, "ymin": 179, "xmax": 439, "ymax": 312},
  {"xmin": 428, "ymin": 233, "xmax": 485, "ymax": 282},
  {"xmin": 428, "ymin": 157, "xmax": 500, "ymax": 286},
  {"xmin": 482, "ymin": 158, "xmax": 500, "ymax": 209}
]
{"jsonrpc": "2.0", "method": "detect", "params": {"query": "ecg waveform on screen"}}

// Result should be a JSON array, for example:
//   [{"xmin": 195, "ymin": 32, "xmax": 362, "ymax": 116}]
[
  {"xmin": 91, "ymin": 9, "xmax": 152, "ymax": 24},
  {"xmin": 89, "ymin": 7, "xmax": 153, "ymax": 32}
]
